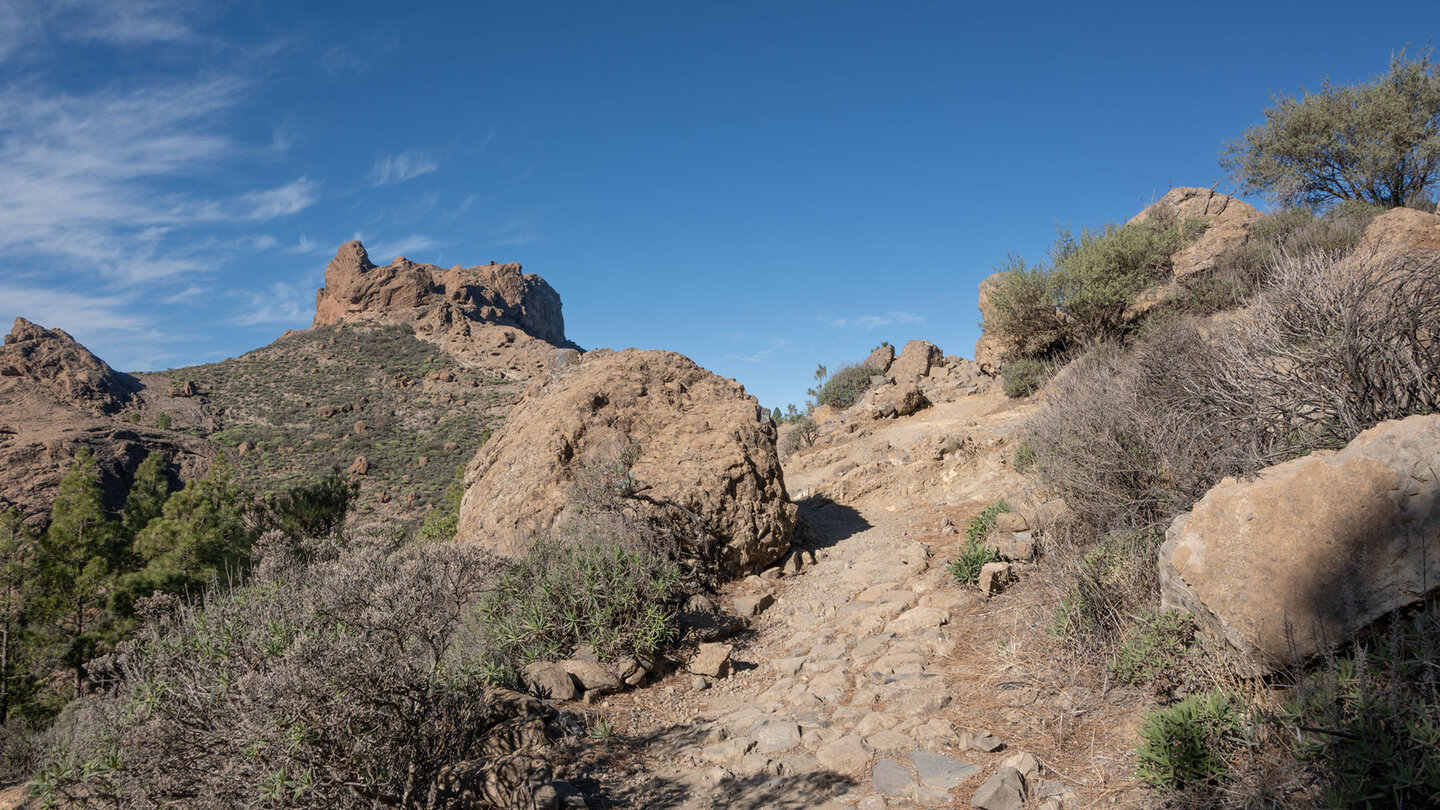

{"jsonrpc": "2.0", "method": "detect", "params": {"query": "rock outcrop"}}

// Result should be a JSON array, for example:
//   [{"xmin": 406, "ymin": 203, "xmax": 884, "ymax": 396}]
[
  {"xmin": 455, "ymin": 349, "xmax": 795, "ymax": 576},
  {"xmin": 312, "ymin": 241, "xmax": 577, "ymax": 378},
  {"xmin": 0, "ymin": 318, "xmax": 139, "ymax": 416},
  {"xmin": 1359, "ymin": 206, "xmax": 1440, "ymax": 263},
  {"xmin": 0, "ymin": 319, "xmax": 210, "ymax": 523},
  {"xmin": 1127, "ymin": 186, "xmax": 1264, "ymax": 280},
  {"xmin": 1160, "ymin": 414, "xmax": 1440, "ymax": 672}
]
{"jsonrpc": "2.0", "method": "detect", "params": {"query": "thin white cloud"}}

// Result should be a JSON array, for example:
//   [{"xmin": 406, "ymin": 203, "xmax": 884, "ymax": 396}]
[
  {"xmin": 0, "ymin": 284, "xmax": 146, "ymax": 334},
  {"xmin": 830, "ymin": 311, "xmax": 927, "ymax": 329},
  {"xmin": 162, "ymin": 284, "xmax": 206, "ymax": 304},
  {"xmin": 0, "ymin": 0, "xmax": 198, "ymax": 63},
  {"xmin": 237, "ymin": 177, "xmax": 320, "ymax": 220},
  {"xmin": 369, "ymin": 150, "xmax": 437, "ymax": 186},
  {"xmin": 288, "ymin": 234, "xmax": 322, "ymax": 254},
  {"xmin": 228, "ymin": 281, "xmax": 311, "ymax": 327},
  {"xmin": 724, "ymin": 350, "xmax": 773, "ymax": 364},
  {"xmin": 364, "ymin": 234, "xmax": 439, "ymax": 262}
]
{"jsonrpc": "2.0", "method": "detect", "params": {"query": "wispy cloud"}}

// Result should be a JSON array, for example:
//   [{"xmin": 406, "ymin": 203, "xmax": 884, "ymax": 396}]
[
  {"xmin": 0, "ymin": 0, "xmax": 200, "ymax": 63},
  {"xmin": 288, "ymin": 234, "xmax": 322, "ymax": 254},
  {"xmin": 237, "ymin": 176, "xmax": 320, "ymax": 219},
  {"xmin": 228, "ymin": 281, "xmax": 311, "ymax": 327},
  {"xmin": 369, "ymin": 150, "xmax": 437, "ymax": 186},
  {"xmin": 364, "ymin": 234, "xmax": 439, "ymax": 262},
  {"xmin": 830, "ymin": 311, "xmax": 926, "ymax": 329},
  {"xmin": 724, "ymin": 350, "xmax": 773, "ymax": 364}
]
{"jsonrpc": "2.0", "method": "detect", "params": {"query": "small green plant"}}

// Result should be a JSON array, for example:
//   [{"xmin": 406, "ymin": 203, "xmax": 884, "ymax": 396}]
[
  {"xmin": 1012, "ymin": 439, "xmax": 1036, "ymax": 473},
  {"xmin": 946, "ymin": 538, "xmax": 1000, "ymax": 586},
  {"xmin": 965, "ymin": 500, "xmax": 1010, "ymax": 541},
  {"xmin": 1108, "ymin": 609, "xmax": 1195, "ymax": 689},
  {"xmin": 156, "ymin": 412, "xmax": 171, "ymax": 431},
  {"xmin": 588, "ymin": 716, "xmax": 615, "ymax": 743},
  {"xmin": 1284, "ymin": 606, "xmax": 1440, "ymax": 807},
  {"xmin": 1135, "ymin": 691, "xmax": 1246, "ymax": 794}
]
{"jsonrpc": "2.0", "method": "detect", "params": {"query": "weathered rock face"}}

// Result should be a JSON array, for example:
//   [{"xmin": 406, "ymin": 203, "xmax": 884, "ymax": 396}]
[
  {"xmin": 312, "ymin": 241, "xmax": 575, "ymax": 378},
  {"xmin": 1360, "ymin": 206, "xmax": 1440, "ymax": 263},
  {"xmin": 890, "ymin": 340, "xmax": 941, "ymax": 382},
  {"xmin": 0, "ymin": 319, "xmax": 212, "ymax": 524},
  {"xmin": 1127, "ymin": 187, "xmax": 1264, "ymax": 280},
  {"xmin": 0, "ymin": 318, "xmax": 139, "ymax": 415},
  {"xmin": 455, "ymin": 349, "xmax": 795, "ymax": 577},
  {"xmin": 1160, "ymin": 414, "xmax": 1440, "ymax": 672},
  {"xmin": 864, "ymin": 344, "xmax": 895, "ymax": 374}
]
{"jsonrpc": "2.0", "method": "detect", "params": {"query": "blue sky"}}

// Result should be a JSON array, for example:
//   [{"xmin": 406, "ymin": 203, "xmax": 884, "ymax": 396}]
[{"xmin": 0, "ymin": 1, "xmax": 1434, "ymax": 409}]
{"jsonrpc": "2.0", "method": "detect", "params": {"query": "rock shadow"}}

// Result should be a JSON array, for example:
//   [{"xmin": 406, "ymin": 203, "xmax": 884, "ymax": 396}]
[{"xmin": 794, "ymin": 495, "xmax": 871, "ymax": 553}]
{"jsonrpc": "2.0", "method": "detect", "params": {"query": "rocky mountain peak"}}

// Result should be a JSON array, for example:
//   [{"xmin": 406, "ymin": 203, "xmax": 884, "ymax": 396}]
[
  {"xmin": 312, "ymin": 240, "xmax": 571, "ymax": 349},
  {"xmin": 0, "ymin": 318, "xmax": 139, "ymax": 415}
]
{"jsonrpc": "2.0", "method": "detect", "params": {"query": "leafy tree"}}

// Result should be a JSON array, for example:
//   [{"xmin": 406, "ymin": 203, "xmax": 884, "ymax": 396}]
[
  {"xmin": 31, "ymin": 448, "xmax": 121, "ymax": 699},
  {"xmin": 120, "ymin": 452, "xmax": 171, "ymax": 543},
  {"xmin": 1222, "ymin": 49, "xmax": 1440, "ymax": 209},
  {"xmin": 417, "ymin": 463, "xmax": 465, "ymax": 542}
]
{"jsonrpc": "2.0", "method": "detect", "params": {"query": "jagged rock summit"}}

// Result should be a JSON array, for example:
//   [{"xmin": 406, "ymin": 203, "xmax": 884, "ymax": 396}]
[
  {"xmin": 0, "ymin": 317, "xmax": 139, "ymax": 416},
  {"xmin": 455, "ymin": 348, "xmax": 796, "ymax": 577},
  {"xmin": 312, "ymin": 241, "xmax": 577, "ymax": 377}
]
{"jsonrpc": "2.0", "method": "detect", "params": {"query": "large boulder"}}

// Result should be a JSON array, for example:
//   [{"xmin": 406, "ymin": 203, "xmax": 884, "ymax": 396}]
[
  {"xmin": 1360, "ymin": 206, "xmax": 1440, "ymax": 264},
  {"xmin": 890, "ymin": 340, "xmax": 942, "ymax": 381},
  {"xmin": 455, "ymin": 349, "xmax": 795, "ymax": 576},
  {"xmin": 1160, "ymin": 414, "xmax": 1440, "ymax": 672},
  {"xmin": 1127, "ymin": 187, "xmax": 1264, "ymax": 280}
]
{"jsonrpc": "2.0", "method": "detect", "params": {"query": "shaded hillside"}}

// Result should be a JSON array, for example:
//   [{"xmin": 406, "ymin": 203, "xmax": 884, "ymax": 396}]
[{"xmin": 149, "ymin": 322, "xmax": 515, "ymax": 524}]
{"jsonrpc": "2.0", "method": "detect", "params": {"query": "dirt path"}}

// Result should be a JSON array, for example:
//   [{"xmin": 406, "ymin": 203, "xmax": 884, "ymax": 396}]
[{"xmin": 574, "ymin": 390, "xmax": 1151, "ymax": 809}]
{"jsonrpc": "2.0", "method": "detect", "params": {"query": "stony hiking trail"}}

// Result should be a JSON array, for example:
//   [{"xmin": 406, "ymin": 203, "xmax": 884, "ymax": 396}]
[{"xmin": 572, "ymin": 393, "xmax": 1155, "ymax": 809}]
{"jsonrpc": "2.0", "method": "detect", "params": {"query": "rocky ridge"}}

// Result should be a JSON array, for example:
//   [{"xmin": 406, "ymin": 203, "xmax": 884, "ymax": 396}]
[{"xmin": 313, "ymin": 241, "xmax": 578, "ymax": 379}]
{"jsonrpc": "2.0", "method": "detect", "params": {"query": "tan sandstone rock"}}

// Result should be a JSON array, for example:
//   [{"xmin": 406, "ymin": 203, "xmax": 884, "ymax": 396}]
[
  {"xmin": 1160, "ymin": 414, "xmax": 1440, "ymax": 672},
  {"xmin": 870, "ymin": 383, "xmax": 929, "ymax": 419},
  {"xmin": 864, "ymin": 344, "xmax": 895, "ymax": 374},
  {"xmin": 1127, "ymin": 187, "xmax": 1264, "ymax": 280},
  {"xmin": 455, "ymin": 349, "xmax": 795, "ymax": 576},
  {"xmin": 0, "ymin": 318, "xmax": 138, "ymax": 415},
  {"xmin": 890, "ymin": 340, "xmax": 941, "ymax": 381},
  {"xmin": 311, "ymin": 241, "xmax": 576, "ymax": 379},
  {"xmin": 1359, "ymin": 206, "xmax": 1440, "ymax": 264}
]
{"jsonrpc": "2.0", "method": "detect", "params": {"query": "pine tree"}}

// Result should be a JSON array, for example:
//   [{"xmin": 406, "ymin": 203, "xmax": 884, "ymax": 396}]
[
  {"xmin": 121, "ymin": 452, "xmax": 171, "ymax": 544},
  {"xmin": 0, "ymin": 508, "xmax": 33, "ymax": 720},
  {"xmin": 117, "ymin": 456, "xmax": 255, "ymax": 617},
  {"xmin": 31, "ymin": 448, "xmax": 120, "ymax": 699}
]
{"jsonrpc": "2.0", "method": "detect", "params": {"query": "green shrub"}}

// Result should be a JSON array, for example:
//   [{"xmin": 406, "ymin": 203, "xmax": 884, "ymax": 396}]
[
  {"xmin": 1012, "ymin": 439, "xmax": 1037, "ymax": 473},
  {"xmin": 783, "ymin": 417, "xmax": 820, "ymax": 453},
  {"xmin": 475, "ymin": 535, "xmax": 681, "ymax": 684},
  {"xmin": 1000, "ymin": 356, "xmax": 1054, "ymax": 398},
  {"xmin": 982, "ymin": 256, "xmax": 1066, "ymax": 359},
  {"xmin": 946, "ymin": 500, "xmax": 1009, "ymax": 585},
  {"xmin": 155, "ymin": 412, "xmax": 171, "ymax": 431},
  {"xmin": 1108, "ymin": 609, "xmax": 1195, "ymax": 689},
  {"xmin": 1285, "ymin": 606, "xmax": 1440, "ymax": 808},
  {"xmin": 1052, "ymin": 214, "xmax": 1205, "ymax": 341},
  {"xmin": 811, "ymin": 364, "xmax": 875, "ymax": 410},
  {"xmin": 965, "ymin": 500, "xmax": 1010, "ymax": 541},
  {"xmin": 1136, "ymin": 691, "xmax": 1247, "ymax": 794},
  {"xmin": 946, "ymin": 538, "xmax": 1000, "ymax": 586}
]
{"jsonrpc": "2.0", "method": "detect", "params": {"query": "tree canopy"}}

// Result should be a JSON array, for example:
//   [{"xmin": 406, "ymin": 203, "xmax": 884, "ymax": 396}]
[{"xmin": 1221, "ymin": 50, "xmax": 1440, "ymax": 209}]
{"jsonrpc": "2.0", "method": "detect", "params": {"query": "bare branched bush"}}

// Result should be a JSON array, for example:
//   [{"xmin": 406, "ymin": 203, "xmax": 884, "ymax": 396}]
[
  {"xmin": 1029, "ymin": 248, "xmax": 1440, "ymax": 538},
  {"xmin": 32, "ymin": 532, "xmax": 569, "ymax": 809}
]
